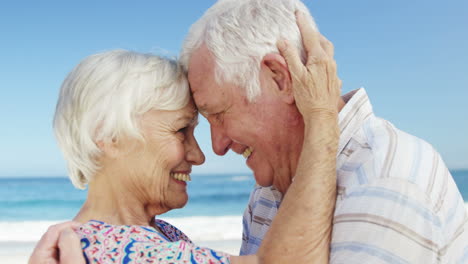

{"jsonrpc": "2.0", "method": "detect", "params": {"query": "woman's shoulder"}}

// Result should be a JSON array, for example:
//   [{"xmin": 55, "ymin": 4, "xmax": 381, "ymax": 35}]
[
  {"xmin": 154, "ymin": 218, "xmax": 193, "ymax": 244},
  {"xmin": 77, "ymin": 220, "xmax": 186, "ymax": 243},
  {"xmin": 75, "ymin": 220, "xmax": 231, "ymax": 263},
  {"xmin": 75, "ymin": 220, "xmax": 187, "ymax": 263},
  {"xmin": 76, "ymin": 220, "xmax": 171, "ymax": 246}
]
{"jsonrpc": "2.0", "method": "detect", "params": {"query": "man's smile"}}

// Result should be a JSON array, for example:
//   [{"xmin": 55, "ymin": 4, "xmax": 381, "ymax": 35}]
[{"xmin": 242, "ymin": 147, "xmax": 254, "ymax": 159}]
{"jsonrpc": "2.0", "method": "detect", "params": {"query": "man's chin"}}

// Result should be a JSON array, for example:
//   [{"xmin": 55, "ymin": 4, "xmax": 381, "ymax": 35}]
[
  {"xmin": 253, "ymin": 172, "xmax": 291, "ymax": 194},
  {"xmin": 253, "ymin": 171, "xmax": 273, "ymax": 188}
]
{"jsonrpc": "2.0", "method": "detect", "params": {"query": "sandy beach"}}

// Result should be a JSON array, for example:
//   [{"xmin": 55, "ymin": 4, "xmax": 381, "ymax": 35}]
[{"xmin": 0, "ymin": 241, "xmax": 35, "ymax": 264}]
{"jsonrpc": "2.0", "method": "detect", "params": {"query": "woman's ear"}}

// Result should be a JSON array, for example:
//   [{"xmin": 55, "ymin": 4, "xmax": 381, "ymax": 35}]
[
  {"xmin": 96, "ymin": 138, "xmax": 120, "ymax": 158},
  {"xmin": 261, "ymin": 53, "xmax": 295, "ymax": 104}
]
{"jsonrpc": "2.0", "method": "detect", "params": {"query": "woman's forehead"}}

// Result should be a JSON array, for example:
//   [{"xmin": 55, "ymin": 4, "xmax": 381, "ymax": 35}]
[{"xmin": 177, "ymin": 102, "xmax": 198, "ymax": 121}]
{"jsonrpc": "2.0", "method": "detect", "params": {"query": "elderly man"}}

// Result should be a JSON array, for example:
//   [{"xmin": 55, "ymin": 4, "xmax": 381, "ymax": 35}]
[{"xmin": 180, "ymin": 0, "xmax": 468, "ymax": 263}]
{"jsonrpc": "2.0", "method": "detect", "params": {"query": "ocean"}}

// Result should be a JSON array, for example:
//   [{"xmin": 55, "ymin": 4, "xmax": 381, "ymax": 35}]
[
  {"xmin": 1, "ymin": 171, "xmax": 468, "ymax": 244},
  {"xmin": 0, "ymin": 174, "xmax": 255, "ymax": 243}
]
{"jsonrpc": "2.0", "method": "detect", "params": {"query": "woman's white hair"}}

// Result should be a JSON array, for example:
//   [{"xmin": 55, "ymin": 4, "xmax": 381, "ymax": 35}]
[
  {"xmin": 180, "ymin": 0, "xmax": 318, "ymax": 101},
  {"xmin": 54, "ymin": 50, "xmax": 190, "ymax": 189}
]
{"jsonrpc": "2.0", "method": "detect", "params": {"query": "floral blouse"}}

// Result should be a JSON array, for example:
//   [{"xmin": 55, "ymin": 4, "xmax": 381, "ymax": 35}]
[{"xmin": 76, "ymin": 220, "xmax": 231, "ymax": 263}]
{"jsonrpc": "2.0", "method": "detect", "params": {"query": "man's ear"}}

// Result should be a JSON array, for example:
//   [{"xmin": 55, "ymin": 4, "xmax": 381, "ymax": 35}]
[{"xmin": 261, "ymin": 53, "xmax": 294, "ymax": 104}]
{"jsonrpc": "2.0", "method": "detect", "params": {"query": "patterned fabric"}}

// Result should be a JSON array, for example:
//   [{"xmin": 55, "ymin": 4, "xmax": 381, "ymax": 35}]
[
  {"xmin": 76, "ymin": 219, "xmax": 231, "ymax": 264},
  {"xmin": 240, "ymin": 88, "xmax": 468, "ymax": 263}
]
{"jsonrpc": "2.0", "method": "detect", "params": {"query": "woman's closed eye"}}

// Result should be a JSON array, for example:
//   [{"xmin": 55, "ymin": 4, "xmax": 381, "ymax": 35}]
[
  {"xmin": 177, "ymin": 126, "xmax": 188, "ymax": 135},
  {"xmin": 177, "ymin": 123, "xmax": 195, "ymax": 136},
  {"xmin": 176, "ymin": 116, "xmax": 198, "ymax": 138}
]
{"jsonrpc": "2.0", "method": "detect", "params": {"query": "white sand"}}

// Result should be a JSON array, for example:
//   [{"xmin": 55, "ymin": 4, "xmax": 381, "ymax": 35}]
[
  {"xmin": 0, "ymin": 242, "xmax": 35, "ymax": 264},
  {"xmin": 196, "ymin": 239, "xmax": 242, "ymax": 255}
]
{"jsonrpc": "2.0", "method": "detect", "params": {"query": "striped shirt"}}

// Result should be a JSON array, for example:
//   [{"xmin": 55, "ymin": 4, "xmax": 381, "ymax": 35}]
[{"xmin": 240, "ymin": 88, "xmax": 468, "ymax": 263}]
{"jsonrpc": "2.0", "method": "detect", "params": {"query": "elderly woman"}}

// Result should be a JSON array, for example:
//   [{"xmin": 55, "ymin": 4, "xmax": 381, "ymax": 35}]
[{"xmin": 29, "ymin": 16, "xmax": 340, "ymax": 264}]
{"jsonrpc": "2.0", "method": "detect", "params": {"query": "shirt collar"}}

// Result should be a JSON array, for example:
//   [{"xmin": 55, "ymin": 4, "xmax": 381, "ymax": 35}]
[{"xmin": 337, "ymin": 88, "xmax": 374, "ymax": 155}]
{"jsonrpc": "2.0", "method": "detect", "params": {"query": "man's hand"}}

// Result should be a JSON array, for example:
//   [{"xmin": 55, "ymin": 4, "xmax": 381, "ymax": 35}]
[
  {"xmin": 29, "ymin": 221, "xmax": 85, "ymax": 264},
  {"xmin": 277, "ymin": 11, "xmax": 342, "ymax": 123}
]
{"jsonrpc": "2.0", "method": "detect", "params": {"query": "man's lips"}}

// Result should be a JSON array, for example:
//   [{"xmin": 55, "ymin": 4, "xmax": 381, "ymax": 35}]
[{"xmin": 242, "ymin": 147, "xmax": 253, "ymax": 159}]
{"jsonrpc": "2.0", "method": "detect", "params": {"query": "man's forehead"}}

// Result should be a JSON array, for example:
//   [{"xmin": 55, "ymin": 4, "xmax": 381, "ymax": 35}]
[
  {"xmin": 187, "ymin": 54, "xmax": 211, "ymax": 97},
  {"xmin": 188, "ymin": 51, "xmax": 218, "ymax": 112},
  {"xmin": 187, "ymin": 45, "xmax": 213, "ymax": 81},
  {"xmin": 192, "ymin": 90, "xmax": 211, "ymax": 116}
]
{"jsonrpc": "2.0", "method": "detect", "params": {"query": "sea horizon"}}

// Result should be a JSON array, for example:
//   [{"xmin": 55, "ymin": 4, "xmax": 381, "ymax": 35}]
[
  {"xmin": 2, "ymin": 170, "xmax": 468, "ymax": 244},
  {"xmin": 1, "ymin": 168, "xmax": 467, "ymax": 179}
]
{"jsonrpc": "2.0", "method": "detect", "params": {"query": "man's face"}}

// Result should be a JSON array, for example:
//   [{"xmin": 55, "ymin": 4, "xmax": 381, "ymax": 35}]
[{"xmin": 187, "ymin": 46, "xmax": 304, "ymax": 193}]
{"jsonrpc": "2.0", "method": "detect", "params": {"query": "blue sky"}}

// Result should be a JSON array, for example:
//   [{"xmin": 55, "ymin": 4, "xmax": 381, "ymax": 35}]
[{"xmin": 0, "ymin": 0, "xmax": 467, "ymax": 177}]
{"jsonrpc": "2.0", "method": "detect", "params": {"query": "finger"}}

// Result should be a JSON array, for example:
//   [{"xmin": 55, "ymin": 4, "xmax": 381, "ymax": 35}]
[
  {"xmin": 29, "ymin": 250, "xmax": 59, "ymax": 264},
  {"xmin": 29, "ymin": 255, "xmax": 58, "ymax": 264},
  {"xmin": 29, "ymin": 221, "xmax": 82, "ymax": 264},
  {"xmin": 319, "ymin": 35, "xmax": 334, "ymax": 58},
  {"xmin": 58, "ymin": 228, "xmax": 86, "ymax": 264},
  {"xmin": 277, "ymin": 39, "xmax": 305, "ymax": 82},
  {"xmin": 295, "ymin": 11, "xmax": 324, "ymax": 63},
  {"xmin": 336, "ymin": 78, "xmax": 343, "ymax": 97},
  {"xmin": 326, "ymin": 61, "xmax": 337, "ymax": 94},
  {"xmin": 35, "ymin": 222, "xmax": 82, "ymax": 251}
]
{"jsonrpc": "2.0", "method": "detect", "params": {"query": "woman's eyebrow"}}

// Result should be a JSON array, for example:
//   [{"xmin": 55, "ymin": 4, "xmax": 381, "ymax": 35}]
[
  {"xmin": 191, "ymin": 115, "xmax": 199, "ymax": 126},
  {"xmin": 176, "ymin": 112, "xmax": 198, "ymax": 126}
]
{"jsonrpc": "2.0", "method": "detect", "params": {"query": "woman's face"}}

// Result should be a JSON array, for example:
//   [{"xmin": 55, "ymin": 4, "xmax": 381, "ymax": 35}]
[{"xmin": 115, "ymin": 100, "xmax": 205, "ymax": 213}]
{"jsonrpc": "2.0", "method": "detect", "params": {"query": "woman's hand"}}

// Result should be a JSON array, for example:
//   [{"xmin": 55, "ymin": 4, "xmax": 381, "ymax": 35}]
[
  {"xmin": 29, "ymin": 221, "xmax": 85, "ymax": 264},
  {"xmin": 277, "ymin": 12, "xmax": 342, "ymax": 126}
]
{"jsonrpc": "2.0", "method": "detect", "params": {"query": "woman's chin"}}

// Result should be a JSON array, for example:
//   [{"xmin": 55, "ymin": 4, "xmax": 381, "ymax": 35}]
[
  {"xmin": 176, "ymin": 197, "xmax": 189, "ymax": 209},
  {"xmin": 168, "ymin": 194, "xmax": 189, "ymax": 210}
]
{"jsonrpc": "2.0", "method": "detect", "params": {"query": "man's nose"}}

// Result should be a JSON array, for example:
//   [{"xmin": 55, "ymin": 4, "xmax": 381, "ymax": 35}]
[{"xmin": 210, "ymin": 124, "xmax": 232, "ymax": 156}]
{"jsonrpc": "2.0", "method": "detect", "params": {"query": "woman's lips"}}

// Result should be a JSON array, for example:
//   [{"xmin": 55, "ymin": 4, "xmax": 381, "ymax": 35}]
[
  {"xmin": 170, "ymin": 172, "xmax": 191, "ymax": 186},
  {"xmin": 170, "ymin": 172, "xmax": 191, "ymax": 181}
]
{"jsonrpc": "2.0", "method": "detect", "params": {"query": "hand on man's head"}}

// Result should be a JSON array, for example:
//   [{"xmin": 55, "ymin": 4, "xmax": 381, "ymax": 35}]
[{"xmin": 277, "ymin": 11, "xmax": 342, "ymax": 122}]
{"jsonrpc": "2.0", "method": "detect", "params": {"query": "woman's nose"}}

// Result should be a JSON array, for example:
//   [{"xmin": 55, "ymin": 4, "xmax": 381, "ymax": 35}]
[{"xmin": 186, "ymin": 136, "xmax": 205, "ymax": 165}]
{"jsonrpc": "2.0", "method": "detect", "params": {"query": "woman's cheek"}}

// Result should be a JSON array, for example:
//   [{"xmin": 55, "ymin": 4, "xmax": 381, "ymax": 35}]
[
  {"xmin": 172, "ymin": 142, "xmax": 186, "ymax": 166},
  {"xmin": 160, "ymin": 139, "xmax": 186, "ymax": 169}
]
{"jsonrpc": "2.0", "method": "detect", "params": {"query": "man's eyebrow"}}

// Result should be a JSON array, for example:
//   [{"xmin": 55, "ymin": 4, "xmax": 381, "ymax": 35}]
[
  {"xmin": 192, "ymin": 91, "xmax": 210, "ymax": 116},
  {"xmin": 197, "ymin": 104, "xmax": 209, "ymax": 116}
]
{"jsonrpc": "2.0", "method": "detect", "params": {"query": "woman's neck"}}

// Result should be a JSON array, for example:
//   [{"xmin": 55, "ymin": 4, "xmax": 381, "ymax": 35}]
[{"xmin": 73, "ymin": 171, "xmax": 163, "ymax": 227}]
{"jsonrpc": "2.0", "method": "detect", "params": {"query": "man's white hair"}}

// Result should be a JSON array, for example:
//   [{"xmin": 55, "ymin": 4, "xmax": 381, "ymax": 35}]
[
  {"xmin": 54, "ymin": 50, "xmax": 190, "ymax": 189},
  {"xmin": 180, "ymin": 0, "xmax": 318, "ymax": 101}
]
